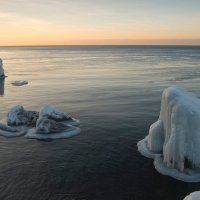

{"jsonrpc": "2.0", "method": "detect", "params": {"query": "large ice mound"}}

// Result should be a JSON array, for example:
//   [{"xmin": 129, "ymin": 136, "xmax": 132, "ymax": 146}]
[
  {"xmin": 0, "ymin": 58, "xmax": 5, "ymax": 79},
  {"xmin": 137, "ymin": 87, "xmax": 200, "ymax": 182},
  {"xmin": 184, "ymin": 191, "xmax": 200, "ymax": 200},
  {"xmin": 0, "ymin": 105, "xmax": 80, "ymax": 139}
]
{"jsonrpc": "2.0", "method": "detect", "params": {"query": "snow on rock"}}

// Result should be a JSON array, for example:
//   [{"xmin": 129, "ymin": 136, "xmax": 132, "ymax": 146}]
[
  {"xmin": 137, "ymin": 87, "xmax": 200, "ymax": 182},
  {"xmin": 11, "ymin": 80, "xmax": 28, "ymax": 86},
  {"xmin": 0, "ymin": 58, "xmax": 5, "ymax": 78},
  {"xmin": 184, "ymin": 192, "xmax": 200, "ymax": 200}
]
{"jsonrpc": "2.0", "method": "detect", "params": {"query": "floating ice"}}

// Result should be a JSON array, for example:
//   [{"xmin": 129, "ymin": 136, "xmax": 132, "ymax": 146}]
[
  {"xmin": 0, "ymin": 58, "xmax": 5, "ymax": 79},
  {"xmin": 137, "ymin": 87, "xmax": 200, "ymax": 182},
  {"xmin": 0, "ymin": 105, "xmax": 80, "ymax": 139},
  {"xmin": 183, "ymin": 192, "xmax": 200, "ymax": 200},
  {"xmin": 11, "ymin": 80, "xmax": 28, "ymax": 86}
]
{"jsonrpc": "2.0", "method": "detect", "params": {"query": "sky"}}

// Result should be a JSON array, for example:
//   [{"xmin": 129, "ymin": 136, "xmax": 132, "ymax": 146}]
[{"xmin": 0, "ymin": 0, "xmax": 200, "ymax": 46}]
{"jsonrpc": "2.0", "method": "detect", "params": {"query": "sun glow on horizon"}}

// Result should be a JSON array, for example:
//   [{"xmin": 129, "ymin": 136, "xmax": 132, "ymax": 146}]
[{"xmin": 0, "ymin": 0, "xmax": 200, "ymax": 46}]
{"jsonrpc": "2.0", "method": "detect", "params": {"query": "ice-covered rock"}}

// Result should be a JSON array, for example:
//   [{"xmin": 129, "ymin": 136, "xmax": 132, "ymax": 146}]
[
  {"xmin": 184, "ymin": 192, "xmax": 200, "ymax": 200},
  {"xmin": 24, "ymin": 116, "xmax": 80, "ymax": 139},
  {"xmin": 40, "ymin": 105, "xmax": 70, "ymax": 120},
  {"xmin": 137, "ymin": 87, "xmax": 200, "ymax": 182},
  {"xmin": 39, "ymin": 105, "xmax": 80, "ymax": 126},
  {"xmin": 36, "ymin": 117, "xmax": 68, "ymax": 133},
  {"xmin": 11, "ymin": 80, "xmax": 28, "ymax": 86},
  {"xmin": 0, "ymin": 58, "xmax": 5, "ymax": 79},
  {"xmin": 0, "ymin": 105, "xmax": 80, "ymax": 139},
  {"xmin": 7, "ymin": 105, "xmax": 38, "ymax": 126}
]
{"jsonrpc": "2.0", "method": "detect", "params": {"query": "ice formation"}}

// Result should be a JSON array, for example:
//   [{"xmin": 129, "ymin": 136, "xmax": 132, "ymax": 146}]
[
  {"xmin": 11, "ymin": 80, "xmax": 28, "ymax": 86},
  {"xmin": 7, "ymin": 105, "xmax": 38, "ymax": 126},
  {"xmin": 137, "ymin": 87, "xmax": 200, "ymax": 182},
  {"xmin": 0, "ymin": 58, "xmax": 5, "ymax": 78},
  {"xmin": 39, "ymin": 105, "xmax": 80, "ymax": 126},
  {"xmin": 25, "ymin": 118, "xmax": 80, "ymax": 140},
  {"xmin": 0, "ymin": 121, "xmax": 25, "ymax": 137},
  {"xmin": 183, "ymin": 192, "xmax": 200, "ymax": 200},
  {"xmin": 0, "ymin": 105, "xmax": 80, "ymax": 139}
]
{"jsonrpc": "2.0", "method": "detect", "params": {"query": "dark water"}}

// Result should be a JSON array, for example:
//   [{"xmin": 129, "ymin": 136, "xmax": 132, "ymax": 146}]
[{"xmin": 0, "ymin": 45, "xmax": 200, "ymax": 200}]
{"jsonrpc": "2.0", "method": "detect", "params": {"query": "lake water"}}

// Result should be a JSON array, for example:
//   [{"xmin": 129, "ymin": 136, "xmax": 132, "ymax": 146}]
[{"xmin": 0, "ymin": 45, "xmax": 200, "ymax": 200}]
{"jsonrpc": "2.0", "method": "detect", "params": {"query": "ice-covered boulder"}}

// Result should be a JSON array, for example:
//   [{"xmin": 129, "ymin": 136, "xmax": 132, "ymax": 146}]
[
  {"xmin": 0, "ymin": 58, "xmax": 5, "ymax": 78},
  {"xmin": 137, "ymin": 87, "xmax": 200, "ymax": 182},
  {"xmin": 36, "ymin": 117, "xmax": 67, "ymax": 133},
  {"xmin": 183, "ymin": 192, "xmax": 200, "ymax": 200},
  {"xmin": 40, "ymin": 105, "xmax": 70, "ymax": 120},
  {"xmin": 24, "ymin": 116, "xmax": 80, "ymax": 139},
  {"xmin": 7, "ymin": 105, "xmax": 38, "ymax": 126},
  {"xmin": 39, "ymin": 105, "xmax": 80, "ymax": 126}
]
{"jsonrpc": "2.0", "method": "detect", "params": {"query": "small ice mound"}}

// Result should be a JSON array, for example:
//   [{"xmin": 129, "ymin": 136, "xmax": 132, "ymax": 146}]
[
  {"xmin": 7, "ymin": 105, "xmax": 38, "ymax": 126},
  {"xmin": 0, "ymin": 58, "xmax": 5, "ymax": 79},
  {"xmin": 184, "ymin": 192, "xmax": 200, "ymax": 200},
  {"xmin": 25, "ymin": 117, "xmax": 80, "ymax": 140},
  {"xmin": 137, "ymin": 87, "xmax": 200, "ymax": 182},
  {"xmin": 11, "ymin": 80, "xmax": 28, "ymax": 86},
  {"xmin": 39, "ymin": 105, "xmax": 80, "ymax": 126}
]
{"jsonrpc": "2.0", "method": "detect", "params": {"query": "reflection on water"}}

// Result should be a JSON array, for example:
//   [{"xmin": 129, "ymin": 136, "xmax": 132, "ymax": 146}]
[
  {"xmin": 0, "ymin": 79, "xmax": 4, "ymax": 96},
  {"xmin": 0, "ymin": 46, "xmax": 200, "ymax": 200}
]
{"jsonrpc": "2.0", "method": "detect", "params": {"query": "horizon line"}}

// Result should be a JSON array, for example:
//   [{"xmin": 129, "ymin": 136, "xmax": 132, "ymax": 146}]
[{"xmin": 1, "ymin": 44, "xmax": 200, "ymax": 47}]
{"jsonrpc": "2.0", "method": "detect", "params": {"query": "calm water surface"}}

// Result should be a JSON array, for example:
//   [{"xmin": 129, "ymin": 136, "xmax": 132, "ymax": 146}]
[{"xmin": 0, "ymin": 45, "xmax": 200, "ymax": 200}]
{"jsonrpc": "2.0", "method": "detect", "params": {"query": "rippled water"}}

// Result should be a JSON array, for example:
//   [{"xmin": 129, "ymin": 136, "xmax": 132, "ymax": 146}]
[{"xmin": 0, "ymin": 45, "xmax": 200, "ymax": 200}]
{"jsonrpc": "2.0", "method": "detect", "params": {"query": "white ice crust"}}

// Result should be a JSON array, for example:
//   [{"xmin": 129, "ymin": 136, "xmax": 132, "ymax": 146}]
[
  {"xmin": 184, "ymin": 192, "xmax": 200, "ymax": 200},
  {"xmin": 137, "ymin": 87, "xmax": 200, "ymax": 182},
  {"xmin": 0, "ymin": 105, "xmax": 80, "ymax": 139},
  {"xmin": 0, "ymin": 58, "xmax": 5, "ymax": 78},
  {"xmin": 25, "ymin": 126, "xmax": 80, "ymax": 140},
  {"xmin": 11, "ymin": 80, "xmax": 28, "ymax": 86}
]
